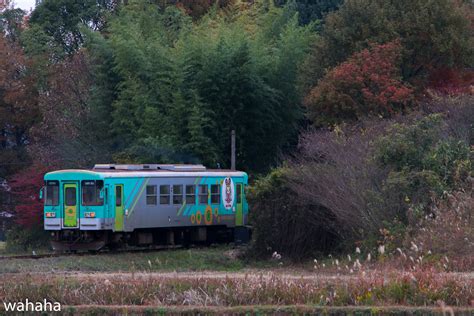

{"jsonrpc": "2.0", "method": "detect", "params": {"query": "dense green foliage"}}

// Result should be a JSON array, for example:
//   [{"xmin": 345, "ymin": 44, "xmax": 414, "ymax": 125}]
[
  {"xmin": 275, "ymin": 0, "xmax": 343, "ymax": 25},
  {"xmin": 85, "ymin": 2, "xmax": 313, "ymax": 172},
  {"xmin": 1, "ymin": 0, "xmax": 470, "ymax": 176},
  {"xmin": 27, "ymin": 0, "xmax": 117, "ymax": 55}
]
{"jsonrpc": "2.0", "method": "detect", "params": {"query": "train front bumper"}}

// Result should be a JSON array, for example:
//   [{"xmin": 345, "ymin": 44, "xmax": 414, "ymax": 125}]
[{"xmin": 44, "ymin": 218, "xmax": 61, "ymax": 230}]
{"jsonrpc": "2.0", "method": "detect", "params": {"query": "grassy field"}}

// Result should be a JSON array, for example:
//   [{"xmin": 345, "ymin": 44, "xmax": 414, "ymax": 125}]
[{"xmin": 0, "ymin": 246, "xmax": 280, "ymax": 274}]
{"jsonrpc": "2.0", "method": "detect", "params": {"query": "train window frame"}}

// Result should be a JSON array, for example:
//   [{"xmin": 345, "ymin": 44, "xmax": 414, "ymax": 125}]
[
  {"xmin": 160, "ymin": 185, "xmax": 170, "ymax": 205},
  {"xmin": 115, "ymin": 186, "xmax": 122, "ymax": 207},
  {"xmin": 172, "ymin": 185, "xmax": 183, "ymax": 205},
  {"xmin": 198, "ymin": 185, "xmax": 208, "ymax": 204},
  {"xmin": 81, "ymin": 180, "xmax": 104, "ymax": 206},
  {"xmin": 65, "ymin": 187, "xmax": 76, "ymax": 206},
  {"xmin": 146, "ymin": 185, "xmax": 157, "ymax": 205},
  {"xmin": 236, "ymin": 183, "xmax": 242, "ymax": 204},
  {"xmin": 45, "ymin": 181, "xmax": 59, "ymax": 206},
  {"xmin": 185, "ymin": 185, "xmax": 195, "ymax": 204},
  {"xmin": 210, "ymin": 184, "xmax": 220, "ymax": 204}
]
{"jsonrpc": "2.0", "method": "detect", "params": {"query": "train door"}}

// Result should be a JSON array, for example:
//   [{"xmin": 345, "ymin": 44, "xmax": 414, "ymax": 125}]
[
  {"xmin": 63, "ymin": 183, "xmax": 79, "ymax": 228},
  {"xmin": 235, "ymin": 183, "xmax": 243, "ymax": 226},
  {"xmin": 114, "ymin": 184, "xmax": 124, "ymax": 231}
]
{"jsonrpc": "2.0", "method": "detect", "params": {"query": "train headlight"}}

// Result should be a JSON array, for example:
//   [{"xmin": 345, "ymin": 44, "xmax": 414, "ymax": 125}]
[
  {"xmin": 45, "ymin": 212, "xmax": 56, "ymax": 218},
  {"xmin": 85, "ymin": 212, "xmax": 96, "ymax": 218}
]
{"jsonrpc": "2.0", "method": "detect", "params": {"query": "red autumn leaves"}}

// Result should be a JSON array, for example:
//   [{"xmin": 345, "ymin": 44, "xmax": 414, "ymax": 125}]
[
  {"xmin": 8, "ymin": 164, "xmax": 49, "ymax": 228},
  {"xmin": 304, "ymin": 40, "xmax": 413, "ymax": 126}
]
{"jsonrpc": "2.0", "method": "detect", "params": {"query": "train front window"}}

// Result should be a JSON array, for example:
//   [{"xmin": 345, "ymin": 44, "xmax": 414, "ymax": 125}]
[
  {"xmin": 65, "ymin": 187, "xmax": 76, "ymax": 206},
  {"xmin": 45, "ymin": 181, "xmax": 59, "ymax": 206},
  {"xmin": 82, "ymin": 180, "xmax": 104, "ymax": 206}
]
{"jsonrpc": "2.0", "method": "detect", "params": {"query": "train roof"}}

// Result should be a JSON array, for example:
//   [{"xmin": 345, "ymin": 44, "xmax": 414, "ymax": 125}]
[
  {"xmin": 95, "ymin": 164, "xmax": 208, "ymax": 171},
  {"xmin": 44, "ymin": 164, "xmax": 248, "ymax": 180}
]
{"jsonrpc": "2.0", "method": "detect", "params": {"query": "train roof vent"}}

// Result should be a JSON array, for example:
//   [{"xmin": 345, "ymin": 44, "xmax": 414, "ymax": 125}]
[
  {"xmin": 93, "ymin": 164, "xmax": 206, "ymax": 171},
  {"xmin": 93, "ymin": 164, "xmax": 116, "ymax": 169}
]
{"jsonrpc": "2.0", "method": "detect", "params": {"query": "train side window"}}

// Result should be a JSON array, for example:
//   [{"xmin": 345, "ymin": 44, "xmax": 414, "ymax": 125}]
[
  {"xmin": 160, "ymin": 185, "xmax": 170, "ymax": 205},
  {"xmin": 45, "ymin": 181, "xmax": 59, "ymax": 206},
  {"xmin": 65, "ymin": 187, "xmax": 76, "ymax": 206},
  {"xmin": 236, "ymin": 184, "xmax": 242, "ymax": 204},
  {"xmin": 172, "ymin": 185, "xmax": 183, "ymax": 204},
  {"xmin": 146, "ymin": 185, "xmax": 157, "ymax": 205},
  {"xmin": 82, "ymin": 180, "xmax": 104, "ymax": 206},
  {"xmin": 198, "ymin": 185, "xmax": 208, "ymax": 204},
  {"xmin": 185, "ymin": 185, "xmax": 195, "ymax": 204},
  {"xmin": 210, "ymin": 184, "xmax": 220, "ymax": 204}
]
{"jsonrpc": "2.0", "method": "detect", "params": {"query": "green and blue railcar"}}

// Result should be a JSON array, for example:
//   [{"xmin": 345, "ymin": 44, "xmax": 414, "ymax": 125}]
[{"xmin": 43, "ymin": 164, "xmax": 249, "ymax": 250}]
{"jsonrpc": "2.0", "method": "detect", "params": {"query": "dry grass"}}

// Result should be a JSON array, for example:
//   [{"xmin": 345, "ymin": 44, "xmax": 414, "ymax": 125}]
[
  {"xmin": 58, "ymin": 305, "xmax": 474, "ymax": 316},
  {"xmin": 0, "ymin": 270, "xmax": 471, "ymax": 308}
]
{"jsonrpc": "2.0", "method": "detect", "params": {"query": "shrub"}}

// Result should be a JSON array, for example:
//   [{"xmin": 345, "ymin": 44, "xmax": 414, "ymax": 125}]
[
  {"xmin": 375, "ymin": 115, "xmax": 446, "ymax": 171},
  {"xmin": 423, "ymin": 140, "xmax": 472, "ymax": 187},
  {"xmin": 6, "ymin": 163, "xmax": 51, "ymax": 252},
  {"xmin": 304, "ymin": 40, "xmax": 413, "ymax": 126},
  {"xmin": 383, "ymin": 169, "xmax": 444, "ymax": 210},
  {"xmin": 431, "ymin": 94, "xmax": 474, "ymax": 146},
  {"xmin": 249, "ymin": 98, "xmax": 472, "ymax": 259},
  {"xmin": 8, "ymin": 164, "xmax": 49, "ymax": 228},
  {"xmin": 286, "ymin": 121, "xmax": 395, "ymax": 245},
  {"xmin": 375, "ymin": 114, "xmax": 472, "ymax": 208},
  {"xmin": 5, "ymin": 225, "xmax": 50, "ymax": 253},
  {"xmin": 247, "ymin": 168, "xmax": 339, "ymax": 260},
  {"xmin": 249, "ymin": 119, "xmax": 406, "ymax": 258}
]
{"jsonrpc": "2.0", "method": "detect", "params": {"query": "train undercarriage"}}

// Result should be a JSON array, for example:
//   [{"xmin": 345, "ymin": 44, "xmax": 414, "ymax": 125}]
[{"xmin": 50, "ymin": 226, "xmax": 250, "ymax": 252}]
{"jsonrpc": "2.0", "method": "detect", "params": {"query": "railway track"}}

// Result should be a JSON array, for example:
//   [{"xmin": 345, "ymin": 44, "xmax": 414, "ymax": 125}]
[{"xmin": 0, "ymin": 244, "xmax": 186, "ymax": 261}]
